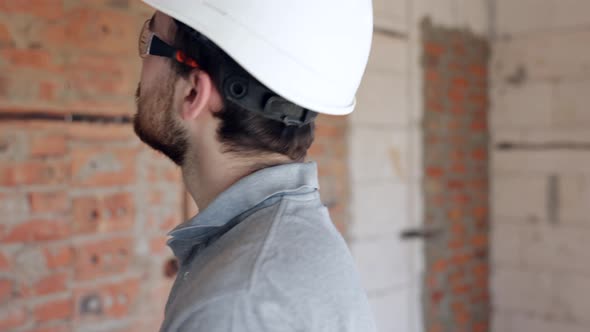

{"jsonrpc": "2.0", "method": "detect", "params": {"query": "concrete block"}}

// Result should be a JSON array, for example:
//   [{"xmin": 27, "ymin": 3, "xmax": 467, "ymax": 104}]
[
  {"xmin": 493, "ymin": 150, "xmax": 590, "ymax": 175},
  {"xmin": 349, "ymin": 181, "xmax": 410, "ymax": 239},
  {"xmin": 554, "ymin": 274, "xmax": 590, "ymax": 325},
  {"xmin": 366, "ymin": 33, "xmax": 409, "ymax": 74},
  {"xmin": 520, "ymin": 224, "xmax": 590, "ymax": 273},
  {"xmin": 492, "ymin": 175, "xmax": 546, "ymax": 221},
  {"xmin": 519, "ymin": 128, "xmax": 590, "ymax": 143},
  {"xmin": 492, "ymin": 267, "xmax": 554, "ymax": 315},
  {"xmin": 373, "ymin": 0, "xmax": 408, "ymax": 33},
  {"xmin": 349, "ymin": 127, "xmax": 409, "ymax": 183},
  {"xmin": 490, "ymin": 83, "xmax": 553, "ymax": 130},
  {"xmin": 493, "ymin": 29, "xmax": 590, "ymax": 82},
  {"xmin": 495, "ymin": 0, "xmax": 552, "ymax": 36},
  {"xmin": 353, "ymin": 72, "xmax": 409, "ymax": 126},
  {"xmin": 553, "ymin": 80, "xmax": 590, "ymax": 129},
  {"xmin": 491, "ymin": 223, "xmax": 522, "ymax": 266},
  {"xmin": 510, "ymin": 314, "xmax": 588, "ymax": 332},
  {"xmin": 454, "ymin": 0, "xmax": 490, "ymax": 36},
  {"xmin": 491, "ymin": 312, "xmax": 513, "ymax": 332},
  {"xmin": 414, "ymin": 0, "xmax": 457, "ymax": 28},
  {"xmin": 350, "ymin": 235, "xmax": 412, "ymax": 292},
  {"xmin": 560, "ymin": 174, "xmax": 590, "ymax": 224},
  {"xmin": 368, "ymin": 288, "xmax": 413, "ymax": 332},
  {"xmin": 496, "ymin": 0, "xmax": 590, "ymax": 36}
]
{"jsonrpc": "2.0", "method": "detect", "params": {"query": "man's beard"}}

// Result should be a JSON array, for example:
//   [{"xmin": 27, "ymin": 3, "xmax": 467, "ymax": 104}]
[{"xmin": 133, "ymin": 76, "xmax": 189, "ymax": 167}]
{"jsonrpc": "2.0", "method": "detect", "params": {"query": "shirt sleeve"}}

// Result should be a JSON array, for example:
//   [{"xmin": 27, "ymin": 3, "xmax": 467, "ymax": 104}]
[{"xmin": 168, "ymin": 291, "xmax": 301, "ymax": 332}]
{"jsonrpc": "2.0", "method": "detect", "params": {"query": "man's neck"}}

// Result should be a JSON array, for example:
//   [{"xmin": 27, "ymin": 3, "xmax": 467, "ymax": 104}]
[{"xmin": 181, "ymin": 151, "xmax": 292, "ymax": 212}]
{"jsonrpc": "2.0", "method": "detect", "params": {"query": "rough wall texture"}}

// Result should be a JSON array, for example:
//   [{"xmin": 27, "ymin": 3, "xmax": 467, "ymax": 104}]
[
  {"xmin": 491, "ymin": 1, "xmax": 590, "ymax": 331},
  {"xmin": 0, "ymin": 1, "xmax": 350, "ymax": 331},
  {"xmin": 421, "ymin": 18, "xmax": 490, "ymax": 332}
]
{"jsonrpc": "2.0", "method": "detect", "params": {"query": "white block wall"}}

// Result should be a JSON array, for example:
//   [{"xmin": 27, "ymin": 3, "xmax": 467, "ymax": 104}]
[
  {"xmin": 348, "ymin": 1, "xmax": 489, "ymax": 331},
  {"xmin": 491, "ymin": 1, "xmax": 590, "ymax": 331},
  {"xmin": 349, "ymin": 1, "xmax": 420, "ymax": 330}
]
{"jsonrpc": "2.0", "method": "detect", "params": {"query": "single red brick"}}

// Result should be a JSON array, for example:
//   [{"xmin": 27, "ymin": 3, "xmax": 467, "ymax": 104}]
[
  {"xmin": 425, "ymin": 69, "xmax": 440, "ymax": 82},
  {"xmin": 449, "ymin": 62, "xmax": 466, "ymax": 73},
  {"xmin": 450, "ymin": 107, "xmax": 466, "ymax": 114},
  {"xmin": 470, "ymin": 93, "xmax": 489, "ymax": 107},
  {"xmin": 473, "ymin": 206, "xmax": 488, "ymax": 219},
  {"xmin": 315, "ymin": 122, "xmax": 344, "ymax": 138},
  {"xmin": 72, "ymin": 192, "xmax": 135, "ymax": 234},
  {"xmin": 452, "ymin": 284, "xmax": 471, "ymax": 295},
  {"xmin": 428, "ymin": 323, "xmax": 443, "ymax": 332},
  {"xmin": 0, "ymin": 49, "xmax": 58, "ymax": 71},
  {"xmin": 472, "ymin": 148, "xmax": 487, "ymax": 161},
  {"xmin": 34, "ymin": 298, "xmax": 73, "ymax": 323},
  {"xmin": 44, "ymin": 245, "xmax": 74, "ymax": 269},
  {"xmin": 473, "ymin": 263, "xmax": 489, "ymax": 278},
  {"xmin": 474, "ymin": 273, "xmax": 490, "ymax": 288},
  {"xmin": 30, "ymin": 133, "xmax": 67, "ymax": 157},
  {"xmin": 431, "ymin": 291, "xmax": 443, "ymax": 304},
  {"xmin": 455, "ymin": 312, "xmax": 470, "ymax": 326},
  {"xmin": 0, "ymin": 23, "xmax": 12, "ymax": 45},
  {"xmin": 448, "ymin": 209, "xmax": 463, "ymax": 222},
  {"xmin": 453, "ymin": 44, "xmax": 466, "ymax": 56},
  {"xmin": 451, "ymin": 163, "xmax": 467, "ymax": 174},
  {"xmin": 452, "ymin": 77, "xmax": 468, "ymax": 87},
  {"xmin": 473, "ymin": 321, "xmax": 488, "ymax": 332},
  {"xmin": 425, "ymin": 42, "xmax": 445, "ymax": 57},
  {"xmin": 150, "ymin": 236, "xmax": 170, "ymax": 255},
  {"xmin": 451, "ymin": 253, "xmax": 472, "ymax": 266},
  {"xmin": 0, "ymin": 160, "xmax": 70, "ymax": 186},
  {"xmin": 426, "ymin": 167, "xmax": 444, "ymax": 178},
  {"xmin": 75, "ymin": 277, "xmax": 140, "ymax": 319},
  {"xmin": 0, "ymin": 279, "xmax": 13, "ymax": 302},
  {"xmin": 33, "ymin": 272, "xmax": 68, "ymax": 296},
  {"xmin": 472, "ymin": 234, "xmax": 488, "ymax": 248},
  {"xmin": 450, "ymin": 222, "xmax": 466, "ymax": 235},
  {"xmin": 451, "ymin": 301, "xmax": 466, "ymax": 314},
  {"xmin": 28, "ymin": 191, "xmax": 69, "ymax": 214},
  {"xmin": 74, "ymin": 237, "xmax": 133, "ymax": 280},
  {"xmin": 3, "ymin": 219, "xmax": 70, "ymax": 243},
  {"xmin": 0, "ymin": 252, "xmax": 10, "ymax": 270},
  {"xmin": 0, "ymin": 1, "xmax": 64, "ymax": 19},
  {"xmin": 431, "ymin": 259, "xmax": 447, "ymax": 273},
  {"xmin": 42, "ymin": 7, "xmax": 136, "ymax": 55},
  {"xmin": 70, "ymin": 146, "xmax": 137, "ymax": 187},
  {"xmin": 471, "ymin": 120, "xmax": 487, "ymax": 132},
  {"xmin": 426, "ymin": 101, "xmax": 444, "ymax": 112},
  {"xmin": 449, "ymin": 270, "xmax": 466, "ymax": 286},
  {"xmin": 0, "ymin": 307, "xmax": 26, "ymax": 331},
  {"xmin": 453, "ymin": 194, "xmax": 470, "ymax": 205},
  {"xmin": 470, "ymin": 65, "xmax": 487, "ymax": 77},
  {"xmin": 449, "ymin": 239, "xmax": 464, "ymax": 250},
  {"xmin": 447, "ymin": 180, "xmax": 464, "ymax": 190},
  {"xmin": 449, "ymin": 88, "xmax": 466, "ymax": 103},
  {"xmin": 38, "ymin": 80, "xmax": 58, "ymax": 101}
]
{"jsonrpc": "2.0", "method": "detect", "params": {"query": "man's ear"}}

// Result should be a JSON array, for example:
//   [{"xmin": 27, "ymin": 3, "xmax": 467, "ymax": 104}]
[{"xmin": 181, "ymin": 69, "xmax": 213, "ymax": 121}]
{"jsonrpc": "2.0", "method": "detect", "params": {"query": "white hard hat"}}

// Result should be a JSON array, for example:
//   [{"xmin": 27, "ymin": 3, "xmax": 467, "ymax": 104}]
[{"xmin": 141, "ymin": 0, "xmax": 373, "ymax": 115}]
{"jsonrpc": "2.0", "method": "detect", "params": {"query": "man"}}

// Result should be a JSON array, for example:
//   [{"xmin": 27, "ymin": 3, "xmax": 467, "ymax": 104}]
[{"xmin": 134, "ymin": 0, "xmax": 376, "ymax": 330}]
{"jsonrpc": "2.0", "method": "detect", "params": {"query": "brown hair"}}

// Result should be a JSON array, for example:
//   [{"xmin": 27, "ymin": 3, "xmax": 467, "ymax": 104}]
[{"xmin": 170, "ymin": 20, "xmax": 315, "ymax": 162}]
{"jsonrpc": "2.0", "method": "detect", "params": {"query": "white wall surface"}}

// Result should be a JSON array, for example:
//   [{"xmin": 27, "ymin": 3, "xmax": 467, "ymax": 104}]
[
  {"xmin": 348, "ymin": 1, "xmax": 490, "ymax": 331},
  {"xmin": 491, "ymin": 1, "xmax": 590, "ymax": 331}
]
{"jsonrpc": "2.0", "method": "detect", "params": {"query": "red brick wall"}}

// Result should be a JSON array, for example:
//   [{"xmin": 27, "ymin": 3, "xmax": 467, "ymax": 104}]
[
  {"xmin": 0, "ymin": 2, "xmax": 350, "ymax": 331},
  {"xmin": 421, "ymin": 18, "xmax": 491, "ymax": 332}
]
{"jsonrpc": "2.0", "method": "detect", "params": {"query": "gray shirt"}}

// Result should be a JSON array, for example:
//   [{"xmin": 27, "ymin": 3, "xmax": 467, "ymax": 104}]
[{"xmin": 160, "ymin": 162, "xmax": 377, "ymax": 331}]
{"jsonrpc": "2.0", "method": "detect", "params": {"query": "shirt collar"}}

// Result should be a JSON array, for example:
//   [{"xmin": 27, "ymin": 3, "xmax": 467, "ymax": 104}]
[{"xmin": 167, "ymin": 162, "xmax": 319, "ymax": 261}]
